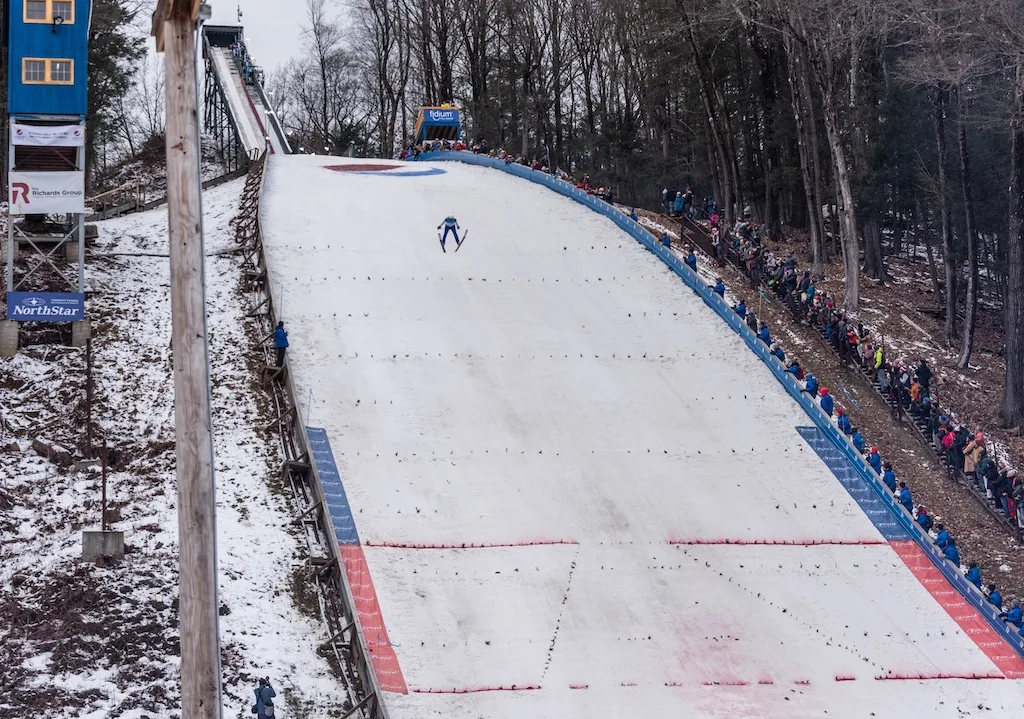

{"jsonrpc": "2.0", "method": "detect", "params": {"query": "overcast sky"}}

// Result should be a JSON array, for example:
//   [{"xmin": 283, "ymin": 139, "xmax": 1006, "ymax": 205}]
[{"xmin": 208, "ymin": 0, "xmax": 305, "ymax": 73}]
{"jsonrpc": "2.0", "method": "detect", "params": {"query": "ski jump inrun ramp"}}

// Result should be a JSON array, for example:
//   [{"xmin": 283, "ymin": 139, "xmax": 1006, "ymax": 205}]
[{"xmin": 260, "ymin": 155, "xmax": 1024, "ymax": 718}]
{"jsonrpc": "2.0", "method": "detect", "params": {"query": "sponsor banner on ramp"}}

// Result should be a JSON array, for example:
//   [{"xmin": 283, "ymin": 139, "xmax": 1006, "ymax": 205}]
[
  {"xmin": 11, "ymin": 123, "xmax": 85, "ymax": 147},
  {"xmin": 7, "ymin": 292, "xmax": 85, "ymax": 322},
  {"xmin": 9, "ymin": 171, "xmax": 85, "ymax": 214}
]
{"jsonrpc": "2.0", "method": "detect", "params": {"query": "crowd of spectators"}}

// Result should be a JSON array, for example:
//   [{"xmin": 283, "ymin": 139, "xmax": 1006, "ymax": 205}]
[{"xmin": 230, "ymin": 39, "xmax": 263, "ymax": 86}]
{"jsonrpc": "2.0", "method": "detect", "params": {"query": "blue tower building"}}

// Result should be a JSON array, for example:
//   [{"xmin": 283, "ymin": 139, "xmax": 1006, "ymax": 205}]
[
  {"xmin": 7, "ymin": 0, "xmax": 90, "ymax": 117},
  {"xmin": 3, "ymin": 0, "xmax": 92, "ymax": 352}
]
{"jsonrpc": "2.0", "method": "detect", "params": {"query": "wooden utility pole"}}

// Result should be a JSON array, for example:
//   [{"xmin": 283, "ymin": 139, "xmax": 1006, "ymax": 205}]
[{"xmin": 152, "ymin": 2, "xmax": 223, "ymax": 717}]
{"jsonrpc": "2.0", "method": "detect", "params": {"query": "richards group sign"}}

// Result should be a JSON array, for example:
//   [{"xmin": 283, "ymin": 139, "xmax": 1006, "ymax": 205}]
[
  {"xmin": 11, "ymin": 123, "xmax": 85, "ymax": 147},
  {"xmin": 7, "ymin": 292, "xmax": 86, "ymax": 322},
  {"xmin": 8, "ymin": 171, "xmax": 85, "ymax": 214}
]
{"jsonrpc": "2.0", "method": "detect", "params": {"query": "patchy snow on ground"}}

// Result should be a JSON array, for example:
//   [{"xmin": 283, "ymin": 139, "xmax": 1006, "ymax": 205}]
[{"xmin": 0, "ymin": 179, "xmax": 348, "ymax": 717}]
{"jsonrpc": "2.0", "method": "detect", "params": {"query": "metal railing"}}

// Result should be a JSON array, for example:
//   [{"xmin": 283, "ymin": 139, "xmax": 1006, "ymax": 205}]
[{"xmin": 236, "ymin": 152, "xmax": 390, "ymax": 719}]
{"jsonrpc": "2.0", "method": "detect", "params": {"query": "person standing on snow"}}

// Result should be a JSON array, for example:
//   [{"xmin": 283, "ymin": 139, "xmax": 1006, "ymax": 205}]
[
  {"xmin": 253, "ymin": 678, "xmax": 277, "ymax": 718},
  {"xmin": 935, "ymin": 524, "xmax": 951, "ymax": 549},
  {"xmin": 713, "ymin": 278, "xmax": 726, "ymax": 297},
  {"xmin": 685, "ymin": 247, "xmax": 698, "ymax": 271},
  {"xmin": 437, "ymin": 215, "xmax": 462, "ymax": 249},
  {"xmin": 273, "ymin": 321, "xmax": 289, "ymax": 367}
]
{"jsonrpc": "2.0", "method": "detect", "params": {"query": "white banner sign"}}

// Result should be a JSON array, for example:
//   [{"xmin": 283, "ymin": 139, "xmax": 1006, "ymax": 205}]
[
  {"xmin": 9, "ymin": 172, "xmax": 85, "ymax": 214},
  {"xmin": 11, "ymin": 123, "xmax": 85, "ymax": 147}
]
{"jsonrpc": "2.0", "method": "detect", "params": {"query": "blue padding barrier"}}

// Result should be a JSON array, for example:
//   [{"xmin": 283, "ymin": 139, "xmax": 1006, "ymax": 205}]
[
  {"xmin": 307, "ymin": 426, "xmax": 360, "ymax": 545},
  {"xmin": 798, "ymin": 427, "xmax": 910, "ymax": 541},
  {"xmin": 416, "ymin": 150, "xmax": 1024, "ymax": 659}
]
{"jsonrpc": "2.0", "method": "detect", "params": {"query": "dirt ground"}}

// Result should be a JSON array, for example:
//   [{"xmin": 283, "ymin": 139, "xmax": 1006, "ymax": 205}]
[{"xmin": 638, "ymin": 210, "xmax": 1024, "ymax": 606}]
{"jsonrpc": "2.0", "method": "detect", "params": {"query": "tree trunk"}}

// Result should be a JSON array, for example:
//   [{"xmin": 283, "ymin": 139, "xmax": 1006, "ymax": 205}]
[
  {"xmin": 956, "ymin": 87, "xmax": 978, "ymax": 370},
  {"xmin": 914, "ymin": 194, "xmax": 942, "ymax": 308},
  {"xmin": 935, "ymin": 90, "xmax": 957, "ymax": 345},
  {"xmin": 1002, "ymin": 63, "xmax": 1024, "ymax": 427},
  {"xmin": 785, "ymin": 36, "xmax": 823, "ymax": 278},
  {"xmin": 820, "ymin": 81, "xmax": 860, "ymax": 310}
]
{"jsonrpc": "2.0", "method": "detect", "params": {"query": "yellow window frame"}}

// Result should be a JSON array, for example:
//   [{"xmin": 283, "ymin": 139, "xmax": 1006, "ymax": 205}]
[
  {"xmin": 22, "ymin": 58, "xmax": 75, "ymax": 85},
  {"xmin": 24, "ymin": 0, "xmax": 75, "ymax": 24}
]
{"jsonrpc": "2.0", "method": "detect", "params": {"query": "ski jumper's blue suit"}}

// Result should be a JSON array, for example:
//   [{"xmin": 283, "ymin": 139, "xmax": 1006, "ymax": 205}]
[{"xmin": 438, "ymin": 216, "xmax": 460, "ymax": 247}]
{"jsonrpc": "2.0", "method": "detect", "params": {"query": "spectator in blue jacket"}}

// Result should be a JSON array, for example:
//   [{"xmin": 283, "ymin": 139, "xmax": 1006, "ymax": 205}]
[
  {"xmin": 734, "ymin": 299, "xmax": 747, "ymax": 319},
  {"xmin": 673, "ymin": 192, "xmax": 684, "ymax": 216},
  {"xmin": 851, "ymin": 428, "xmax": 866, "ymax": 452},
  {"xmin": 274, "ymin": 321, "xmax": 289, "ymax": 367},
  {"xmin": 629, "ymin": 209, "xmax": 638, "ymax": 222},
  {"xmin": 867, "ymin": 446, "xmax": 882, "ymax": 474},
  {"xmin": 988, "ymin": 585, "xmax": 1003, "ymax": 610},
  {"xmin": 818, "ymin": 387, "xmax": 834, "ymax": 416},
  {"xmin": 660, "ymin": 233, "xmax": 672, "ymax": 249},
  {"xmin": 836, "ymin": 407, "xmax": 852, "ymax": 435},
  {"xmin": 1005, "ymin": 602, "xmax": 1023, "ymax": 628},
  {"xmin": 685, "ymin": 248, "xmax": 697, "ymax": 271},
  {"xmin": 898, "ymin": 481, "xmax": 913, "ymax": 512},
  {"xmin": 254, "ymin": 678, "xmax": 277, "ymax": 719},
  {"xmin": 713, "ymin": 278, "xmax": 726, "ymax": 297},
  {"xmin": 804, "ymin": 373, "xmax": 818, "ymax": 396},
  {"xmin": 966, "ymin": 562, "xmax": 982, "ymax": 590},
  {"xmin": 943, "ymin": 539, "xmax": 961, "ymax": 566},
  {"xmin": 882, "ymin": 462, "xmax": 897, "ymax": 492},
  {"xmin": 935, "ymin": 524, "xmax": 951, "ymax": 549},
  {"xmin": 758, "ymin": 323, "xmax": 772, "ymax": 345},
  {"xmin": 916, "ymin": 505, "xmax": 934, "ymax": 532},
  {"xmin": 771, "ymin": 344, "xmax": 785, "ymax": 362}
]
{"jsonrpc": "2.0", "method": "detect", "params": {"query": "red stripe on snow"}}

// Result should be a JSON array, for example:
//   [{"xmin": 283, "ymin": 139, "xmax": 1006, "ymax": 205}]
[
  {"xmin": 890, "ymin": 540, "xmax": 1024, "ymax": 680},
  {"xmin": 365, "ymin": 539, "xmax": 579, "ymax": 549},
  {"xmin": 338, "ymin": 544, "xmax": 408, "ymax": 694},
  {"xmin": 410, "ymin": 685, "xmax": 541, "ymax": 694},
  {"xmin": 667, "ymin": 538, "xmax": 886, "ymax": 546}
]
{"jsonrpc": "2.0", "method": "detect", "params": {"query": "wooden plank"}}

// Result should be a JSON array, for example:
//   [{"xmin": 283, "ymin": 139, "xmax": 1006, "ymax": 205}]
[
  {"xmin": 152, "ymin": 0, "xmax": 203, "ymax": 52},
  {"xmin": 163, "ymin": 10, "xmax": 224, "ymax": 719}
]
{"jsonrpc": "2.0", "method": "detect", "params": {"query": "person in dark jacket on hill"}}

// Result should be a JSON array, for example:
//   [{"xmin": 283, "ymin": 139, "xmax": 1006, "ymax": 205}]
[
  {"xmin": 713, "ymin": 278, "xmax": 726, "ymax": 297},
  {"xmin": 867, "ymin": 446, "xmax": 882, "ymax": 474},
  {"xmin": 943, "ymin": 538, "xmax": 961, "ymax": 566},
  {"xmin": 1004, "ymin": 602, "xmax": 1023, "ymax": 629},
  {"xmin": 274, "ymin": 321, "xmax": 289, "ymax": 367},
  {"xmin": 803, "ymin": 373, "xmax": 818, "ymax": 396},
  {"xmin": 836, "ymin": 407, "xmax": 852, "ymax": 435},
  {"xmin": 819, "ymin": 387, "xmax": 834, "ymax": 417},
  {"xmin": 988, "ymin": 585, "xmax": 1003, "ymax": 610},
  {"xmin": 916, "ymin": 359, "xmax": 933, "ymax": 394},
  {"xmin": 734, "ymin": 299, "xmax": 747, "ymax": 319},
  {"xmin": 851, "ymin": 428, "xmax": 866, "ymax": 453},
  {"xmin": 898, "ymin": 481, "xmax": 913, "ymax": 512},
  {"xmin": 966, "ymin": 562, "xmax": 983, "ymax": 590},
  {"xmin": 935, "ymin": 524, "xmax": 951, "ymax": 549},
  {"xmin": 916, "ymin": 505, "xmax": 933, "ymax": 532},
  {"xmin": 758, "ymin": 323, "xmax": 772, "ymax": 345},
  {"xmin": 254, "ymin": 678, "xmax": 276, "ymax": 719},
  {"xmin": 745, "ymin": 308, "xmax": 758, "ymax": 333},
  {"xmin": 685, "ymin": 247, "xmax": 697, "ymax": 271},
  {"xmin": 882, "ymin": 462, "xmax": 897, "ymax": 492}
]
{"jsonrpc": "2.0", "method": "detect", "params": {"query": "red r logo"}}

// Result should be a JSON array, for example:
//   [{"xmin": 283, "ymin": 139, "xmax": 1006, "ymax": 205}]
[{"xmin": 12, "ymin": 183, "xmax": 30, "ymax": 204}]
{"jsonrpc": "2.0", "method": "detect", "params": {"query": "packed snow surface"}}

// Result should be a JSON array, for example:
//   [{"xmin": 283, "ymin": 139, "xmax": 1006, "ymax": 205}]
[{"xmin": 260, "ymin": 156, "xmax": 1024, "ymax": 718}]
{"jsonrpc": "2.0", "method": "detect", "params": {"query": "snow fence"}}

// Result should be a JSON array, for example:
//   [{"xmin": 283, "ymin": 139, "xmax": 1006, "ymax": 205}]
[{"xmin": 417, "ymin": 149, "xmax": 1024, "ymax": 662}]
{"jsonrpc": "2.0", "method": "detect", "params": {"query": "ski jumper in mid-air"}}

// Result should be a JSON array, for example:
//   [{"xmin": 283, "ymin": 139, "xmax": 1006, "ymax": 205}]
[{"xmin": 438, "ymin": 215, "xmax": 461, "ymax": 250}]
